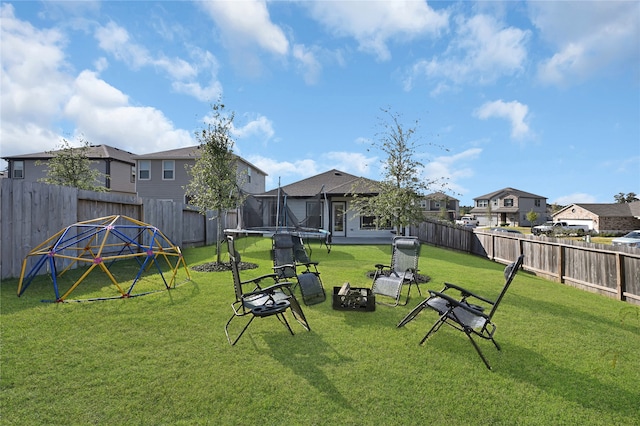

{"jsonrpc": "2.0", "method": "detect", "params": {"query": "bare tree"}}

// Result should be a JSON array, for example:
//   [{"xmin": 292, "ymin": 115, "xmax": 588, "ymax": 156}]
[
  {"xmin": 184, "ymin": 101, "xmax": 247, "ymax": 264},
  {"xmin": 350, "ymin": 107, "xmax": 449, "ymax": 235}
]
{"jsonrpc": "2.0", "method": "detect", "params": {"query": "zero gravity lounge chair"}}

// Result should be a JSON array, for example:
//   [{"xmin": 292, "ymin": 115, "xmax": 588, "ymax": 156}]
[
  {"xmin": 371, "ymin": 236, "xmax": 422, "ymax": 306},
  {"xmin": 271, "ymin": 233, "xmax": 326, "ymax": 305},
  {"xmin": 225, "ymin": 236, "xmax": 310, "ymax": 345},
  {"xmin": 398, "ymin": 255, "xmax": 525, "ymax": 370}
]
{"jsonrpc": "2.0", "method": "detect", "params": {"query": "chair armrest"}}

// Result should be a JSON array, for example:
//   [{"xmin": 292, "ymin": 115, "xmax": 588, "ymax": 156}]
[
  {"xmin": 428, "ymin": 290, "xmax": 489, "ymax": 318},
  {"xmin": 241, "ymin": 273, "xmax": 281, "ymax": 289},
  {"xmin": 442, "ymin": 282, "xmax": 495, "ymax": 305},
  {"xmin": 242, "ymin": 282, "xmax": 293, "ymax": 299},
  {"xmin": 374, "ymin": 264, "xmax": 390, "ymax": 270}
]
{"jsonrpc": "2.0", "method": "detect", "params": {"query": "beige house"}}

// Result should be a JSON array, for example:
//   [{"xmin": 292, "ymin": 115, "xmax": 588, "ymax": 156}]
[
  {"xmin": 2, "ymin": 145, "xmax": 136, "ymax": 195},
  {"xmin": 469, "ymin": 187, "xmax": 548, "ymax": 227},
  {"xmin": 553, "ymin": 202, "xmax": 640, "ymax": 233},
  {"xmin": 132, "ymin": 146, "xmax": 267, "ymax": 204}
]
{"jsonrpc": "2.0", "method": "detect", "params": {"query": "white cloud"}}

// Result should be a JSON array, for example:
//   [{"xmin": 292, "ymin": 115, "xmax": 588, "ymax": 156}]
[
  {"xmin": 198, "ymin": 0, "xmax": 289, "ymax": 56},
  {"xmin": 231, "ymin": 115, "xmax": 275, "ymax": 141},
  {"xmin": 0, "ymin": 3, "xmax": 72, "ymax": 159},
  {"xmin": 474, "ymin": 100, "xmax": 531, "ymax": 139},
  {"xmin": 404, "ymin": 13, "xmax": 529, "ymax": 90},
  {"xmin": 94, "ymin": 21, "xmax": 221, "ymax": 100},
  {"xmin": 0, "ymin": 4, "xmax": 196, "ymax": 169},
  {"xmin": 322, "ymin": 151, "xmax": 376, "ymax": 176},
  {"xmin": 554, "ymin": 193, "xmax": 597, "ymax": 205},
  {"xmin": 307, "ymin": 0, "xmax": 449, "ymax": 61},
  {"xmin": 530, "ymin": 1, "xmax": 640, "ymax": 86},
  {"xmin": 247, "ymin": 155, "xmax": 320, "ymax": 189},
  {"xmin": 422, "ymin": 148, "xmax": 482, "ymax": 197},
  {"xmin": 63, "ymin": 70, "xmax": 193, "ymax": 154},
  {"xmin": 292, "ymin": 44, "xmax": 322, "ymax": 85}
]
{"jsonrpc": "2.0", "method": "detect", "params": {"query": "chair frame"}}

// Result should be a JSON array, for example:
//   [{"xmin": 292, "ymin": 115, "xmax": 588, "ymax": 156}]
[
  {"xmin": 398, "ymin": 255, "xmax": 524, "ymax": 370},
  {"xmin": 371, "ymin": 236, "xmax": 422, "ymax": 306},
  {"xmin": 225, "ymin": 235, "xmax": 310, "ymax": 345}
]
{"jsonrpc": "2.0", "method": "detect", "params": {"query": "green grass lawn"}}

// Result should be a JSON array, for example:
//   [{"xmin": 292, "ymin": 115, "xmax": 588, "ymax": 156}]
[{"xmin": 2, "ymin": 237, "xmax": 639, "ymax": 425}]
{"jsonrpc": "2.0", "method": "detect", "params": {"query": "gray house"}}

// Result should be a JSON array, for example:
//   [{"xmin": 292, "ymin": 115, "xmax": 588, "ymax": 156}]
[
  {"xmin": 2, "ymin": 145, "xmax": 136, "ymax": 195},
  {"xmin": 254, "ymin": 169, "xmax": 404, "ymax": 240},
  {"xmin": 553, "ymin": 202, "xmax": 640, "ymax": 233},
  {"xmin": 422, "ymin": 191, "xmax": 460, "ymax": 221},
  {"xmin": 469, "ymin": 187, "xmax": 548, "ymax": 227},
  {"xmin": 132, "ymin": 146, "xmax": 267, "ymax": 204}
]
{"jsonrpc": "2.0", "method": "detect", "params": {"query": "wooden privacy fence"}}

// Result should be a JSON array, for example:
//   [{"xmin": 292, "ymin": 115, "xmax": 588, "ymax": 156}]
[
  {"xmin": 415, "ymin": 220, "xmax": 640, "ymax": 305},
  {"xmin": 0, "ymin": 179, "xmax": 217, "ymax": 280}
]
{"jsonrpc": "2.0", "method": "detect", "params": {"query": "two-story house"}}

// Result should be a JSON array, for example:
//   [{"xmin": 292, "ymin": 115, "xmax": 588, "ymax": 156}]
[
  {"xmin": 2, "ymin": 145, "xmax": 136, "ymax": 195},
  {"xmin": 132, "ymin": 146, "xmax": 267, "ymax": 204},
  {"xmin": 469, "ymin": 187, "xmax": 548, "ymax": 227},
  {"xmin": 421, "ymin": 191, "xmax": 460, "ymax": 221}
]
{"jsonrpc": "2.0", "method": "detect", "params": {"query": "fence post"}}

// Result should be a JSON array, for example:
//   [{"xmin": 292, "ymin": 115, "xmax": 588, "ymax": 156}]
[
  {"xmin": 616, "ymin": 253, "xmax": 625, "ymax": 301},
  {"xmin": 558, "ymin": 244, "xmax": 565, "ymax": 283}
]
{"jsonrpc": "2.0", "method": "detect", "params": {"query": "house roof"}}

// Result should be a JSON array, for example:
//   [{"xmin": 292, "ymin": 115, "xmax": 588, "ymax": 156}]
[
  {"xmin": 3, "ymin": 145, "xmax": 136, "ymax": 165},
  {"xmin": 132, "ymin": 145, "xmax": 267, "ymax": 176},
  {"xmin": 260, "ymin": 169, "xmax": 380, "ymax": 197},
  {"xmin": 425, "ymin": 191, "xmax": 459, "ymax": 201},
  {"xmin": 474, "ymin": 187, "xmax": 546, "ymax": 200},
  {"xmin": 556, "ymin": 202, "xmax": 640, "ymax": 218}
]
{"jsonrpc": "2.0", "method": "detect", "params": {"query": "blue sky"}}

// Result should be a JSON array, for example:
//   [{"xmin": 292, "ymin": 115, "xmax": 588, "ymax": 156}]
[{"xmin": 1, "ymin": 1, "xmax": 638, "ymax": 206}]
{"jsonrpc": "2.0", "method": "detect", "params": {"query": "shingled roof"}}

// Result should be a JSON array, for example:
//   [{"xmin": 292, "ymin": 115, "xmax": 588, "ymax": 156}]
[
  {"xmin": 132, "ymin": 145, "xmax": 266, "ymax": 175},
  {"xmin": 3, "ymin": 144, "xmax": 136, "ymax": 165},
  {"xmin": 557, "ymin": 202, "xmax": 640, "ymax": 218},
  {"xmin": 260, "ymin": 169, "xmax": 380, "ymax": 197},
  {"xmin": 474, "ymin": 187, "xmax": 546, "ymax": 200}
]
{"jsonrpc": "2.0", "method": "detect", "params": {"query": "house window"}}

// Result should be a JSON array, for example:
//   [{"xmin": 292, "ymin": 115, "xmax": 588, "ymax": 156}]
[
  {"xmin": 138, "ymin": 160, "xmax": 150, "ymax": 180},
  {"xmin": 477, "ymin": 199, "xmax": 488, "ymax": 208},
  {"xmin": 163, "ymin": 160, "xmax": 175, "ymax": 180},
  {"xmin": 247, "ymin": 167, "xmax": 252, "ymax": 183},
  {"xmin": 131, "ymin": 165, "xmax": 136, "ymax": 183},
  {"xmin": 360, "ymin": 215, "xmax": 392, "ymax": 230},
  {"xmin": 504, "ymin": 199, "xmax": 514, "ymax": 207},
  {"xmin": 535, "ymin": 199, "xmax": 541, "ymax": 207},
  {"xmin": 419, "ymin": 199, "xmax": 428, "ymax": 209},
  {"xmin": 12, "ymin": 160, "xmax": 24, "ymax": 179}
]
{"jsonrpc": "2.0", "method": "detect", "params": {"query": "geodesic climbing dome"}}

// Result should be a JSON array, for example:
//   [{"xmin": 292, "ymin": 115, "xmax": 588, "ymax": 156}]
[{"xmin": 17, "ymin": 215, "xmax": 190, "ymax": 302}]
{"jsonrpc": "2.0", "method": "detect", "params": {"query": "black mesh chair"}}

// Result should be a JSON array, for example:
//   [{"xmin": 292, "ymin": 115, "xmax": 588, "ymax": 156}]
[
  {"xmin": 371, "ymin": 236, "xmax": 422, "ymax": 306},
  {"xmin": 398, "ymin": 255, "xmax": 525, "ymax": 370},
  {"xmin": 225, "ymin": 236, "xmax": 310, "ymax": 345},
  {"xmin": 271, "ymin": 233, "xmax": 326, "ymax": 305}
]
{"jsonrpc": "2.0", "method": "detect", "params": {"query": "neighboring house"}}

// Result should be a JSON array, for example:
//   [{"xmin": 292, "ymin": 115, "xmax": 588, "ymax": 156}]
[
  {"xmin": 421, "ymin": 191, "xmax": 460, "ymax": 221},
  {"xmin": 469, "ymin": 187, "xmax": 548, "ymax": 227},
  {"xmin": 2, "ymin": 145, "xmax": 136, "ymax": 195},
  {"xmin": 253, "ymin": 169, "xmax": 392, "ymax": 239},
  {"xmin": 132, "ymin": 145, "xmax": 267, "ymax": 204},
  {"xmin": 553, "ymin": 202, "xmax": 640, "ymax": 233}
]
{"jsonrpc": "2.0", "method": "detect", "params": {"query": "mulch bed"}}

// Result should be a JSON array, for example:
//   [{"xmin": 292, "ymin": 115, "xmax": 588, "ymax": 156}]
[{"xmin": 191, "ymin": 261, "xmax": 258, "ymax": 272}]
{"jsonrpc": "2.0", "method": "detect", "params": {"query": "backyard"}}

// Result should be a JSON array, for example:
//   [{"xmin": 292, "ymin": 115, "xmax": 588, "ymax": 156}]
[{"xmin": 1, "ymin": 237, "xmax": 638, "ymax": 425}]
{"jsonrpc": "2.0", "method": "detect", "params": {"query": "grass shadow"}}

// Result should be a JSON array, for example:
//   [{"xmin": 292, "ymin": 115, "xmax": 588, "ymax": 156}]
[{"xmin": 263, "ymin": 331, "xmax": 355, "ymax": 408}]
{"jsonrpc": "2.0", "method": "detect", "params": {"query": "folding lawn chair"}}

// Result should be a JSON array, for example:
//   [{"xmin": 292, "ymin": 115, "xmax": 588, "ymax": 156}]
[
  {"xmin": 371, "ymin": 236, "xmax": 422, "ymax": 306},
  {"xmin": 397, "ymin": 255, "xmax": 525, "ymax": 370},
  {"xmin": 271, "ymin": 233, "xmax": 326, "ymax": 305},
  {"xmin": 225, "ymin": 236, "xmax": 310, "ymax": 345}
]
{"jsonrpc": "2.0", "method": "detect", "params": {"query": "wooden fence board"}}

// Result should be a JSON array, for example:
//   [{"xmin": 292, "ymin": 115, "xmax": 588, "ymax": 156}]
[{"xmin": 0, "ymin": 180, "xmax": 216, "ymax": 280}]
